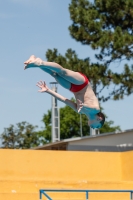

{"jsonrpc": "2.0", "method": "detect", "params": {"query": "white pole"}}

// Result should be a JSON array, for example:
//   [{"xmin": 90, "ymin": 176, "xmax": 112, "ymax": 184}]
[
  {"xmin": 50, "ymin": 82, "xmax": 60, "ymax": 143},
  {"xmin": 80, "ymin": 114, "xmax": 82, "ymax": 137}
]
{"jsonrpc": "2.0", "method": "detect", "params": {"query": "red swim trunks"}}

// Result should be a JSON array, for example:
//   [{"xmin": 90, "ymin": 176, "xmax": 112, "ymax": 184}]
[{"xmin": 70, "ymin": 72, "xmax": 89, "ymax": 92}]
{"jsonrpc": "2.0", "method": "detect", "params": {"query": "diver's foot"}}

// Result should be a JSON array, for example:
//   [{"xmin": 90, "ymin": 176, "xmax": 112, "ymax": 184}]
[{"xmin": 24, "ymin": 55, "xmax": 42, "ymax": 70}]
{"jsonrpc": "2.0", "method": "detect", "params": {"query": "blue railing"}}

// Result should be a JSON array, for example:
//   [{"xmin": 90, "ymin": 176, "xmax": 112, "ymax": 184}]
[{"xmin": 39, "ymin": 189, "xmax": 133, "ymax": 200}]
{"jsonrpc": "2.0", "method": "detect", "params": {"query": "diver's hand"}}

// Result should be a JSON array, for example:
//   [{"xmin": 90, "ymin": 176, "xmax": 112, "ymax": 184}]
[{"xmin": 36, "ymin": 81, "xmax": 49, "ymax": 93}]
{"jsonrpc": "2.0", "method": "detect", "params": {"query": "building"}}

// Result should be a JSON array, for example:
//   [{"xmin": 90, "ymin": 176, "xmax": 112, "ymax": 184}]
[{"xmin": 34, "ymin": 129, "xmax": 133, "ymax": 152}]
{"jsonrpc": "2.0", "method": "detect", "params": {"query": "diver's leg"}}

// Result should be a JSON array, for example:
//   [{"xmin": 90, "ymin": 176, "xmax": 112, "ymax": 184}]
[
  {"xmin": 24, "ymin": 55, "xmax": 85, "ymax": 85},
  {"xmin": 40, "ymin": 61, "xmax": 85, "ymax": 85},
  {"xmin": 40, "ymin": 68, "xmax": 71, "ymax": 90},
  {"xmin": 53, "ymin": 73, "xmax": 71, "ymax": 90}
]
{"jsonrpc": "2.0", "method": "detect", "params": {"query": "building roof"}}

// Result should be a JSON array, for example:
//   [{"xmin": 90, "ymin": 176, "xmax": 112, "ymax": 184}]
[{"xmin": 33, "ymin": 129, "xmax": 133, "ymax": 151}]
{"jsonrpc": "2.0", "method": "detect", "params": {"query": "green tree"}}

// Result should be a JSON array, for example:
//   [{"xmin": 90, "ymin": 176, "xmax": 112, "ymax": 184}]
[
  {"xmin": 36, "ymin": 110, "xmax": 52, "ymax": 143},
  {"xmin": 37, "ymin": 102, "xmax": 120, "ymax": 143},
  {"xmin": 2, "ymin": 125, "xmax": 17, "ymax": 149},
  {"xmin": 69, "ymin": 0, "xmax": 133, "ymax": 62},
  {"xmin": 68, "ymin": 0, "xmax": 133, "ymax": 99},
  {"xmin": 1, "ymin": 121, "xmax": 40, "ymax": 149}
]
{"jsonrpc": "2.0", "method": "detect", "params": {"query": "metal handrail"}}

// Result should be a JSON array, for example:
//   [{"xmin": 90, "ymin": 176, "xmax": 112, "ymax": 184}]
[{"xmin": 40, "ymin": 189, "xmax": 133, "ymax": 200}]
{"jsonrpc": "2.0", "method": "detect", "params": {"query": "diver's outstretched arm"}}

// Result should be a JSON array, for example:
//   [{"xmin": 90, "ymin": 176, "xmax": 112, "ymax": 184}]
[{"xmin": 36, "ymin": 81, "xmax": 77, "ymax": 112}]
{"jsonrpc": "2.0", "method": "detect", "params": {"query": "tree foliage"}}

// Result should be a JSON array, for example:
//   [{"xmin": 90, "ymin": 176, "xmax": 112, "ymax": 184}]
[
  {"xmin": 69, "ymin": 0, "xmax": 133, "ymax": 62},
  {"xmin": 68, "ymin": 0, "xmax": 133, "ymax": 100},
  {"xmin": 1, "ymin": 121, "xmax": 40, "ymax": 149}
]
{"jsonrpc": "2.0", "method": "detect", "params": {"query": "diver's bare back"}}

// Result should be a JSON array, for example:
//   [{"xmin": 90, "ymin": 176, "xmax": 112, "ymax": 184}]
[{"xmin": 74, "ymin": 82, "xmax": 100, "ymax": 114}]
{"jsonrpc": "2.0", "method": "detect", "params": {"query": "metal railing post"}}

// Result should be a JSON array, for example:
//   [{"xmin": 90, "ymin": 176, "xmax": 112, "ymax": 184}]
[
  {"xmin": 86, "ymin": 190, "xmax": 89, "ymax": 200},
  {"xmin": 39, "ymin": 189, "xmax": 133, "ymax": 199},
  {"xmin": 39, "ymin": 190, "xmax": 42, "ymax": 200},
  {"xmin": 130, "ymin": 191, "xmax": 133, "ymax": 200}
]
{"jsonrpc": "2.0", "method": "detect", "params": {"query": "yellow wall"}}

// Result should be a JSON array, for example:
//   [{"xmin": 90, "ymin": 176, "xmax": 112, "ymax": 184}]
[
  {"xmin": 121, "ymin": 151, "xmax": 133, "ymax": 181},
  {"xmin": 0, "ymin": 149, "xmax": 133, "ymax": 200}
]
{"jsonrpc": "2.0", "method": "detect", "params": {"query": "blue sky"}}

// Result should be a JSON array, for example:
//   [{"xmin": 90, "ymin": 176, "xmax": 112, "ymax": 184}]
[{"xmin": 0, "ymin": 0, "xmax": 132, "ymax": 134}]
